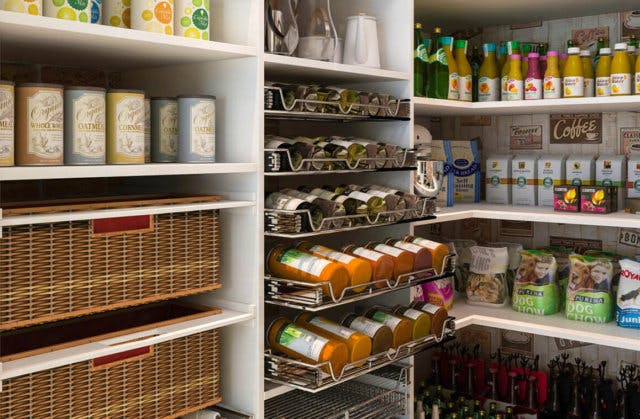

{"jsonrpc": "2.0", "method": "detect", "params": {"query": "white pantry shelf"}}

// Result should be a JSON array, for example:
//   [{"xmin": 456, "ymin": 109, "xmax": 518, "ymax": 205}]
[
  {"xmin": 451, "ymin": 299, "xmax": 640, "ymax": 351},
  {"xmin": 414, "ymin": 96, "xmax": 640, "ymax": 117},
  {"xmin": 264, "ymin": 54, "xmax": 411, "ymax": 83},
  {"xmin": 0, "ymin": 163, "xmax": 257, "ymax": 181},
  {"xmin": 412, "ymin": 203, "xmax": 640, "ymax": 229},
  {"xmin": 0, "ymin": 11, "xmax": 256, "ymax": 69},
  {"xmin": 1, "ymin": 301, "xmax": 256, "ymax": 381}
]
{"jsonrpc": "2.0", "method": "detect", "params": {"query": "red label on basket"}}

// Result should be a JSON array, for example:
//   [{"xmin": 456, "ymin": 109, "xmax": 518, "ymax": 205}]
[
  {"xmin": 93, "ymin": 215, "xmax": 152, "ymax": 235},
  {"xmin": 92, "ymin": 346, "xmax": 151, "ymax": 368}
]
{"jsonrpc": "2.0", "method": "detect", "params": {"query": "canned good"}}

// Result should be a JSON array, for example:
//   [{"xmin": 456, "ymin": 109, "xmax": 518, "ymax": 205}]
[
  {"xmin": 64, "ymin": 86, "xmax": 106, "ymax": 165},
  {"xmin": 44, "ymin": 0, "xmax": 91, "ymax": 21},
  {"xmin": 1, "ymin": 0, "xmax": 41, "ymax": 15},
  {"xmin": 91, "ymin": 0, "xmax": 101, "ymax": 23},
  {"xmin": 175, "ymin": 0, "xmax": 209, "ymax": 40},
  {"xmin": 106, "ymin": 89, "xmax": 145, "ymax": 164},
  {"xmin": 132, "ymin": 0, "xmax": 173, "ymax": 34},
  {"xmin": 144, "ymin": 97, "xmax": 151, "ymax": 162},
  {"xmin": 151, "ymin": 97, "xmax": 178, "ymax": 162},
  {"xmin": 178, "ymin": 95, "xmax": 215, "ymax": 163},
  {"xmin": 103, "ymin": 0, "xmax": 129, "ymax": 27},
  {"xmin": 0, "ymin": 81, "xmax": 15, "ymax": 167}
]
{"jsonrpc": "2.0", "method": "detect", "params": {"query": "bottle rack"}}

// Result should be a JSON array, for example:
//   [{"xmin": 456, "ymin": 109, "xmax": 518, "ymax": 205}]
[
  {"xmin": 264, "ymin": 318, "xmax": 456, "ymax": 393},
  {"xmin": 264, "ymin": 147, "xmax": 417, "ymax": 174},
  {"xmin": 264, "ymin": 365, "xmax": 410, "ymax": 418},
  {"xmin": 264, "ymin": 255, "xmax": 456, "ymax": 311},
  {"xmin": 264, "ymin": 199, "xmax": 436, "ymax": 238}
]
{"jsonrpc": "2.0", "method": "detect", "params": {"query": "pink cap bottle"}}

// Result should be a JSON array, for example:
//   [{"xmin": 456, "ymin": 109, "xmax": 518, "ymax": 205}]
[{"xmin": 525, "ymin": 52, "xmax": 542, "ymax": 99}]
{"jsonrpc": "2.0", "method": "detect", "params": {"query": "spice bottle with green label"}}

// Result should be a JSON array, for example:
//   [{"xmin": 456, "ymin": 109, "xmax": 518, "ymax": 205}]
[
  {"xmin": 364, "ymin": 308, "xmax": 413, "ymax": 348},
  {"xmin": 342, "ymin": 314, "xmax": 394, "ymax": 354}
]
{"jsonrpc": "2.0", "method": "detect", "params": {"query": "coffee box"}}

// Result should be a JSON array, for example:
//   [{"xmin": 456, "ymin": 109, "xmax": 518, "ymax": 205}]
[
  {"xmin": 537, "ymin": 155, "xmax": 566, "ymax": 206},
  {"xmin": 511, "ymin": 154, "xmax": 538, "ymax": 205},
  {"xmin": 596, "ymin": 155, "xmax": 626, "ymax": 187},
  {"xmin": 581, "ymin": 186, "xmax": 616, "ymax": 214},
  {"xmin": 554, "ymin": 185, "xmax": 580, "ymax": 212},
  {"xmin": 566, "ymin": 155, "xmax": 596, "ymax": 186},
  {"xmin": 628, "ymin": 157, "xmax": 640, "ymax": 199},
  {"xmin": 486, "ymin": 154, "xmax": 512, "ymax": 204}
]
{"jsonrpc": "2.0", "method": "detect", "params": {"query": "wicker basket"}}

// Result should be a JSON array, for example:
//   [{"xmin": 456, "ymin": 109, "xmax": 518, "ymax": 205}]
[
  {"xmin": 0, "ymin": 330, "xmax": 221, "ymax": 419},
  {"xmin": 0, "ymin": 195, "xmax": 222, "ymax": 330}
]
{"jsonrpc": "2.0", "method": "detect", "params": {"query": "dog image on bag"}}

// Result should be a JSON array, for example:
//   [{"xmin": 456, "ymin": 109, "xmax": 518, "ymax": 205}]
[
  {"xmin": 512, "ymin": 250, "xmax": 559, "ymax": 315},
  {"xmin": 566, "ymin": 255, "xmax": 614, "ymax": 323}
]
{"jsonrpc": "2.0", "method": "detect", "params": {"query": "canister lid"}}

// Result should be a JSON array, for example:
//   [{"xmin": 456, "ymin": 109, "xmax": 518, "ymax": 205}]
[
  {"xmin": 107, "ymin": 88, "xmax": 145, "ymax": 94},
  {"xmin": 177, "ymin": 94, "xmax": 217, "ymax": 100},
  {"xmin": 0, "ymin": 80, "xmax": 15, "ymax": 85},
  {"xmin": 150, "ymin": 97, "xmax": 177, "ymax": 101},
  {"xmin": 16, "ymin": 82, "xmax": 64, "ymax": 88},
  {"xmin": 66, "ymin": 86, "xmax": 107, "ymax": 92}
]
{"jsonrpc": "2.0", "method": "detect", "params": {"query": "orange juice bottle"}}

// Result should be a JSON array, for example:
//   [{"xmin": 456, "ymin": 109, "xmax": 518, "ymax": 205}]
[
  {"xmin": 611, "ymin": 43, "xmax": 632, "ymax": 96},
  {"xmin": 501, "ymin": 41, "xmax": 520, "ymax": 101},
  {"xmin": 342, "ymin": 244, "xmax": 395, "ymax": 288},
  {"xmin": 563, "ymin": 47, "xmax": 584, "ymax": 98},
  {"xmin": 297, "ymin": 242, "xmax": 372, "ymax": 293},
  {"xmin": 440, "ymin": 36, "xmax": 459, "ymax": 100},
  {"xmin": 454, "ymin": 39, "xmax": 473, "ymax": 102},
  {"xmin": 580, "ymin": 50, "xmax": 595, "ymax": 97},
  {"xmin": 392, "ymin": 305, "xmax": 431, "ymax": 339},
  {"xmin": 635, "ymin": 52, "xmax": 640, "ymax": 94},
  {"xmin": 295, "ymin": 313, "xmax": 372, "ymax": 365},
  {"xmin": 365, "ymin": 242, "xmax": 414, "ymax": 281},
  {"xmin": 403, "ymin": 236, "xmax": 450, "ymax": 274},
  {"xmin": 506, "ymin": 54, "xmax": 523, "ymax": 101},
  {"xmin": 595, "ymin": 48, "xmax": 612, "ymax": 97},
  {"xmin": 267, "ymin": 317, "xmax": 349, "ymax": 375},
  {"xmin": 364, "ymin": 308, "xmax": 413, "ymax": 348},
  {"xmin": 478, "ymin": 43, "xmax": 499, "ymax": 102},
  {"xmin": 342, "ymin": 314, "xmax": 394, "ymax": 354},
  {"xmin": 267, "ymin": 245, "xmax": 349, "ymax": 299},
  {"xmin": 543, "ymin": 51, "xmax": 562, "ymax": 99}
]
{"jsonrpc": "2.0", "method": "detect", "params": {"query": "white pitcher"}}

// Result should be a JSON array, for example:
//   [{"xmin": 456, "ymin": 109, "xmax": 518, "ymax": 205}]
[{"xmin": 343, "ymin": 14, "xmax": 380, "ymax": 68}]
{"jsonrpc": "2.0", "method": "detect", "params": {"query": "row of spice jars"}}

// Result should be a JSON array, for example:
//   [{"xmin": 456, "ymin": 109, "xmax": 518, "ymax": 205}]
[
  {"xmin": 2, "ymin": 0, "xmax": 210, "ymax": 40},
  {"xmin": 0, "ymin": 81, "xmax": 215, "ymax": 166}
]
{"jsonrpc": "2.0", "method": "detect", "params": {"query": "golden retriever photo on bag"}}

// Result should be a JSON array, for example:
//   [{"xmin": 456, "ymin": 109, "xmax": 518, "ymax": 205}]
[
  {"xmin": 515, "ymin": 252, "xmax": 555, "ymax": 286},
  {"xmin": 568, "ymin": 256, "xmax": 613, "ymax": 293}
]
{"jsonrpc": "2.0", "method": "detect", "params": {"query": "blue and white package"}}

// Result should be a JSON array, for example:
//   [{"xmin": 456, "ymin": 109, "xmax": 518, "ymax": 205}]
[
  {"xmin": 617, "ymin": 259, "xmax": 640, "ymax": 328},
  {"xmin": 446, "ymin": 138, "xmax": 481, "ymax": 204}
]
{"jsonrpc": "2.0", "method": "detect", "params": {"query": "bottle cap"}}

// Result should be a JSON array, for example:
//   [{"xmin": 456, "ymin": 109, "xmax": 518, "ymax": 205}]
[
  {"xmin": 540, "ymin": 55, "xmax": 547, "ymax": 60},
  {"xmin": 440, "ymin": 36, "xmax": 454, "ymax": 46},
  {"xmin": 629, "ymin": 45, "xmax": 637, "ymax": 52},
  {"xmin": 528, "ymin": 52, "xmax": 540, "ymax": 58},
  {"xmin": 560, "ymin": 53, "xmax": 568, "ymax": 59},
  {"xmin": 547, "ymin": 50, "xmax": 559, "ymax": 57},
  {"xmin": 568, "ymin": 47, "xmax": 580, "ymax": 54},
  {"xmin": 599, "ymin": 47, "xmax": 612, "ymax": 55},
  {"xmin": 415, "ymin": 23, "xmax": 423, "ymax": 29},
  {"xmin": 579, "ymin": 49, "xmax": 591, "ymax": 57},
  {"xmin": 522, "ymin": 44, "xmax": 532, "ymax": 53},
  {"xmin": 454, "ymin": 39, "xmax": 468, "ymax": 49},
  {"xmin": 509, "ymin": 54, "xmax": 521, "ymax": 60},
  {"xmin": 482, "ymin": 43, "xmax": 496, "ymax": 53},
  {"xmin": 433, "ymin": 27, "xmax": 442, "ymax": 33},
  {"xmin": 615, "ymin": 42, "xmax": 628, "ymax": 50}
]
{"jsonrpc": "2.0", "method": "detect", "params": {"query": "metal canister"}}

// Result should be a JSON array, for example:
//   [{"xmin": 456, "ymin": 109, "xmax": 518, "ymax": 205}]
[
  {"xmin": 103, "ymin": 0, "xmax": 129, "ymax": 27},
  {"xmin": 16, "ymin": 83, "xmax": 64, "ymax": 166},
  {"xmin": 106, "ymin": 89, "xmax": 145, "ymax": 164},
  {"xmin": 175, "ymin": 0, "xmax": 209, "ymax": 40},
  {"xmin": 0, "ymin": 81, "xmax": 15, "ymax": 166},
  {"xmin": 1, "ymin": 0, "xmax": 42, "ymax": 15},
  {"xmin": 177, "ymin": 95, "xmax": 215, "ymax": 163},
  {"xmin": 131, "ymin": 0, "xmax": 173, "ymax": 34},
  {"xmin": 91, "ymin": 0, "xmax": 102, "ymax": 23},
  {"xmin": 144, "ymin": 97, "xmax": 151, "ymax": 162},
  {"xmin": 44, "ymin": 0, "xmax": 91, "ymax": 22},
  {"xmin": 151, "ymin": 97, "xmax": 178, "ymax": 162},
  {"xmin": 64, "ymin": 86, "xmax": 106, "ymax": 165}
]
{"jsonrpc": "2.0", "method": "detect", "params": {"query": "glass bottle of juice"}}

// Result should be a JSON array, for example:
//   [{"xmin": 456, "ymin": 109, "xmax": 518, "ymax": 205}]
[
  {"xmin": 611, "ymin": 42, "xmax": 632, "ymax": 96},
  {"xmin": 470, "ymin": 45, "xmax": 482, "ymax": 102},
  {"xmin": 522, "ymin": 43, "xmax": 532, "ymax": 75},
  {"xmin": 524, "ymin": 52, "xmax": 542, "ymax": 100},
  {"xmin": 498, "ymin": 42, "xmax": 507, "ymax": 72},
  {"xmin": 454, "ymin": 39, "xmax": 472, "ymax": 102},
  {"xmin": 594, "ymin": 36, "xmax": 608, "ymax": 65},
  {"xmin": 478, "ymin": 43, "xmax": 499, "ymax": 102},
  {"xmin": 595, "ymin": 48, "xmax": 612, "ymax": 97},
  {"xmin": 501, "ymin": 41, "xmax": 520, "ymax": 101},
  {"xmin": 538, "ymin": 42, "xmax": 548, "ymax": 56},
  {"xmin": 426, "ymin": 27, "xmax": 443, "ymax": 98},
  {"xmin": 414, "ymin": 23, "xmax": 427, "ymax": 97},
  {"xmin": 563, "ymin": 47, "xmax": 584, "ymax": 98},
  {"xmin": 441, "ymin": 36, "xmax": 459, "ymax": 100},
  {"xmin": 544, "ymin": 51, "xmax": 562, "ymax": 99},
  {"xmin": 580, "ymin": 49, "xmax": 594, "ymax": 97},
  {"xmin": 540, "ymin": 55, "xmax": 548, "ymax": 74},
  {"xmin": 507, "ymin": 54, "xmax": 523, "ymax": 101},
  {"xmin": 635, "ymin": 52, "xmax": 640, "ymax": 95},
  {"xmin": 628, "ymin": 44, "xmax": 637, "ymax": 69}
]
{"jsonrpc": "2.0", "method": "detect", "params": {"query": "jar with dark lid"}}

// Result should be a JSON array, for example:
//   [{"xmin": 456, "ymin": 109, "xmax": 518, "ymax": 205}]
[
  {"xmin": 64, "ymin": 86, "xmax": 106, "ymax": 165},
  {"xmin": 0, "ymin": 80, "xmax": 15, "ymax": 166},
  {"xmin": 177, "ymin": 94, "xmax": 215, "ymax": 163}
]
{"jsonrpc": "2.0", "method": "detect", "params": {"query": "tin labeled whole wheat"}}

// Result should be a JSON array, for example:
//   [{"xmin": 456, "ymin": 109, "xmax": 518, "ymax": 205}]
[
  {"xmin": 106, "ymin": 89, "xmax": 145, "ymax": 164},
  {"xmin": 0, "ymin": 80, "xmax": 15, "ymax": 166}
]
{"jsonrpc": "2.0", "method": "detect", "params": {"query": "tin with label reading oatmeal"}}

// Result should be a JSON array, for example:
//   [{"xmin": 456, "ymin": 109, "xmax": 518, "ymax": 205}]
[
  {"xmin": 64, "ymin": 86, "xmax": 106, "ymax": 165},
  {"xmin": 0, "ymin": 80, "xmax": 15, "ymax": 166},
  {"xmin": 106, "ymin": 89, "xmax": 145, "ymax": 164},
  {"xmin": 177, "ymin": 95, "xmax": 215, "ymax": 163},
  {"xmin": 151, "ymin": 97, "xmax": 178, "ymax": 162}
]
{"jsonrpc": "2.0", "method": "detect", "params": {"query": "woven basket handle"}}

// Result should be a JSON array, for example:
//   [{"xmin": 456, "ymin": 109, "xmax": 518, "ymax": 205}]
[
  {"xmin": 92, "ymin": 345, "xmax": 155, "ymax": 370},
  {"xmin": 92, "ymin": 214, "xmax": 155, "ymax": 237}
]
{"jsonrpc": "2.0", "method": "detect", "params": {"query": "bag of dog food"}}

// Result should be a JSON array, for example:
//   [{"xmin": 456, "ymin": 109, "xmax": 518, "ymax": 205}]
[
  {"xmin": 584, "ymin": 250, "xmax": 623, "ymax": 294},
  {"xmin": 465, "ymin": 246, "xmax": 509, "ymax": 307},
  {"xmin": 488, "ymin": 242, "xmax": 523, "ymax": 295},
  {"xmin": 617, "ymin": 259, "xmax": 640, "ymax": 329},
  {"xmin": 512, "ymin": 250, "xmax": 560, "ymax": 315},
  {"xmin": 566, "ymin": 255, "xmax": 614, "ymax": 323},
  {"xmin": 539, "ymin": 246, "xmax": 573, "ymax": 310}
]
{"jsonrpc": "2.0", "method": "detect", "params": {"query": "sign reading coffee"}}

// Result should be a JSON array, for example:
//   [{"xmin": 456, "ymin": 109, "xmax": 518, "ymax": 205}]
[
  {"xmin": 510, "ymin": 125, "xmax": 542, "ymax": 150},
  {"xmin": 550, "ymin": 113, "xmax": 602, "ymax": 144}
]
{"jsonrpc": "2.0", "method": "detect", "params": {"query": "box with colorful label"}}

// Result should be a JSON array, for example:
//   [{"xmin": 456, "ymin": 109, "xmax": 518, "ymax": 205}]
[
  {"xmin": 511, "ymin": 154, "xmax": 538, "ymax": 206},
  {"xmin": 581, "ymin": 186, "xmax": 617, "ymax": 214},
  {"xmin": 554, "ymin": 185, "xmax": 580, "ymax": 212},
  {"xmin": 537, "ymin": 155, "xmax": 566, "ymax": 206},
  {"xmin": 485, "ymin": 154, "xmax": 512, "ymax": 204},
  {"xmin": 566, "ymin": 155, "xmax": 595, "ymax": 186},
  {"xmin": 627, "ymin": 157, "xmax": 640, "ymax": 198},
  {"xmin": 596, "ymin": 155, "xmax": 626, "ymax": 187}
]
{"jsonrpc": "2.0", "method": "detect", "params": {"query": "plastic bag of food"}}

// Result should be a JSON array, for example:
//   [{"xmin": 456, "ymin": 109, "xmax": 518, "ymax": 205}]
[
  {"xmin": 465, "ymin": 246, "xmax": 509, "ymax": 307},
  {"xmin": 566, "ymin": 255, "xmax": 614, "ymax": 323},
  {"xmin": 616, "ymin": 259, "xmax": 640, "ymax": 329},
  {"xmin": 447, "ymin": 239, "xmax": 477, "ymax": 293},
  {"xmin": 421, "ymin": 277, "xmax": 455, "ymax": 310},
  {"xmin": 539, "ymin": 246, "xmax": 573, "ymax": 310},
  {"xmin": 512, "ymin": 250, "xmax": 560, "ymax": 315},
  {"xmin": 488, "ymin": 241, "xmax": 523, "ymax": 295}
]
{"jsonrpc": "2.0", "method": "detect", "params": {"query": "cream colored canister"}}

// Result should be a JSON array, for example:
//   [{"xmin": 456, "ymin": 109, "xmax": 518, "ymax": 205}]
[{"xmin": 0, "ymin": 81, "xmax": 15, "ymax": 166}]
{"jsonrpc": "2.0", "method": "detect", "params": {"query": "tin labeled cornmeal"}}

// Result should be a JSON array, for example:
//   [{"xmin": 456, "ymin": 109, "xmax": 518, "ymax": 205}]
[
  {"xmin": 175, "ymin": 0, "xmax": 209, "ymax": 40},
  {"xmin": 0, "ymin": 81, "xmax": 15, "ymax": 166},
  {"xmin": 132, "ymin": 0, "xmax": 173, "ymax": 34},
  {"xmin": 103, "ymin": 0, "xmax": 129, "ymax": 27},
  {"xmin": 106, "ymin": 89, "xmax": 145, "ymax": 164},
  {"xmin": 151, "ymin": 97, "xmax": 178, "ymax": 162},
  {"xmin": 16, "ymin": 83, "xmax": 64, "ymax": 166},
  {"xmin": 0, "ymin": 0, "xmax": 42, "ymax": 15},
  {"xmin": 64, "ymin": 86, "xmax": 106, "ymax": 165},
  {"xmin": 178, "ymin": 95, "xmax": 215, "ymax": 163}
]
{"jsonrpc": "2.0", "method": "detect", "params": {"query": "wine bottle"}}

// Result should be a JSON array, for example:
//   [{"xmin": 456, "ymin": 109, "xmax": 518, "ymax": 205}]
[
  {"xmin": 264, "ymin": 137, "xmax": 304, "ymax": 171},
  {"xmin": 315, "ymin": 140, "xmax": 349, "ymax": 170},
  {"xmin": 280, "ymin": 188, "xmax": 346, "ymax": 229},
  {"xmin": 304, "ymin": 187, "xmax": 360, "ymax": 219},
  {"xmin": 351, "ymin": 138, "xmax": 388, "ymax": 169},
  {"xmin": 264, "ymin": 192, "xmax": 324, "ymax": 231},
  {"xmin": 292, "ymin": 136, "xmax": 328, "ymax": 170},
  {"xmin": 327, "ymin": 86, "xmax": 361, "ymax": 114},
  {"xmin": 334, "ymin": 187, "xmax": 387, "ymax": 217},
  {"xmin": 328, "ymin": 137, "xmax": 369, "ymax": 168}
]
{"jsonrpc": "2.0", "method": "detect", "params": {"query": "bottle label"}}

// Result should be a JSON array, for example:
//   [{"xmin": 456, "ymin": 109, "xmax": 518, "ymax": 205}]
[
  {"xmin": 409, "ymin": 237, "xmax": 439, "ymax": 250},
  {"xmin": 276, "ymin": 323, "xmax": 328, "ymax": 362},
  {"xmin": 348, "ymin": 190, "xmax": 376, "ymax": 203},
  {"xmin": 635, "ymin": 72, "xmax": 640, "ymax": 94},
  {"xmin": 419, "ymin": 303, "xmax": 442, "ymax": 315},
  {"xmin": 72, "ymin": 92, "xmax": 105, "ymax": 158},
  {"xmin": 524, "ymin": 78, "xmax": 542, "ymax": 100},
  {"xmin": 447, "ymin": 73, "xmax": 459, "ymax": 100},
  {"xmin": 427, "ymin": 48, "xmax": 448, "ymax": 66},
  {"xmin": 277, "ymin": 249, "xmax": 331, "ymax": 277},
  {"xmin": 458, "ymin": 74, "xmax": 473, "ymax": 102},
  {"xmin": 310, "ymin": 188, "xmax": 336, "ymax": 201},
  {"xmin": 373, "ymin": 244, "xmax": 404, "ymax": 257},
  {"xmin": 506, "ymin": 78, "xmax": 523, "ymax": 100},
  {"xmin": 352, "ymin": 247, "xmax": 383, "ymax": 261},
  {"xmin": 543, "ymin": 76, "xmax": 561, "ymax": 98},
  {"xmin": 478, "ymin": 76, "xmax": 499, "ymax": 101},
  {"xmin": 583, "ymin": 78, "xmax": 594, "ymax": 97},
  {"xmin": 309, "ymin": 245, "xmax": 355, "ymax": 264},
  {"xmin": 309, "ymin": 316, "xmax": 356, "ymax": 339},
  {"xmin": 611, "ymin": 73, "xmax": 631, "ymax": 95},
  {"xmin": 392, "ymin": 241, "xmax": 424, "ymax": 254},
  {"xmin": 501, "ymin": 75, "xmax": 509, "ymax": 101},
  {"xmin": 596, "ymin": 76, "xmax": 611, "ymax": 97},
  {"xmin": 400, "ymin": 308, "xmax": 424, "ymax": 321},
  {"xmin": 371, "ymin": 311, "xmax": 402, "ymax": 331},
  {"xmin": 271, "ymin": 195, "xmax": 306, "ymax": 211},
  {"xmin": 329, "ymin": 139, "xmax": 355, "ymax": 149},
  {"xmin": 563, "ymin": 76, "xmax": 584, "ymax": 97},
  {"xmin": 415, "ymin": 44, "xmax": 429, "ymax": 63},
  {"xmin": 348, "ymin": 316, "xmax": 385, "ymax": 338}
]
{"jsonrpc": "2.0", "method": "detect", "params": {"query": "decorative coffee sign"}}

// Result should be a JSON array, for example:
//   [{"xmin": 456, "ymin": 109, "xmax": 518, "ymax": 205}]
[
  {"xmin": 621, "ymin": 127, "xmax": 640, "ymax": 155},
  {"xmin": 510, "ymin": 125, "xmax": 542, "ymax": 150},
  {"xmin": 549, "ymin": 236, "xmax": 602, "ymax": 254},
  {"xmin": 550, "ymin": 113, "xmax": 602, "ymax": 144}
]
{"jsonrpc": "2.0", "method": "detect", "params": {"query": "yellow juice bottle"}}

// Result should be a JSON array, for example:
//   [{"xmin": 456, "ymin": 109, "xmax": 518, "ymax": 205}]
[
  {"xmin": 580, "ymin": 50, "xmax": 594, "ymax": 97},
  {"xmin": 611, "ymin": 43, "xmax": 632, "ymax": 96},
  {"xmin": 629, "ymin": 45, "xmax": 637, "ymax": 70},
  {"xmin": 559, "ymin": 53, "xmax": 568, "ymax": 74},
  {"xmin": 635, "ymin": 51, "xmax": 640, "ymax": 95},
  {"xmin": 454, "ymin": 39, "xmax": 473, "ymax": 102},
  {"xmin": 440, "ymin": 36, "xmax": 459, "ymax": 100},
  {"xmin": 501, "ymin": 41, "xmax": 520, "ymax": 101},
  {"xmin": 563, "ymin": 47, "xmax": 584, "ymax": 98},
  {"xmin": 507, "ymin": 54, "xmax": 523, "ymax": 101},
  {"xmin": 478, "ymin": 43, "xmax": 499, "ymax": 102},
  {"xmin": 544, "ymin": 51, "xmax": 562, "ymax": 99},
  {"xmin": 595, "ymin": 48, "xmax": 612, "ymax": 97},
  {"xmin": 497, "ymin": 42, "xmax": 507, "ymax": 75}
]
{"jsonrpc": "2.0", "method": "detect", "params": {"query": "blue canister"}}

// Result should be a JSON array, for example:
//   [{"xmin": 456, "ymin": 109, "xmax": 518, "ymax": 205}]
[
  {"xmin": 151, "ymin": 97, "xmax": 178, "ymax": 162},
  {"xmin": 64, "ymin": 86, "xmax": 106, "ymax": 165},
  {"xmin": 177, "ymin": 95, "xmax": 215, "ymax": 163}
]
